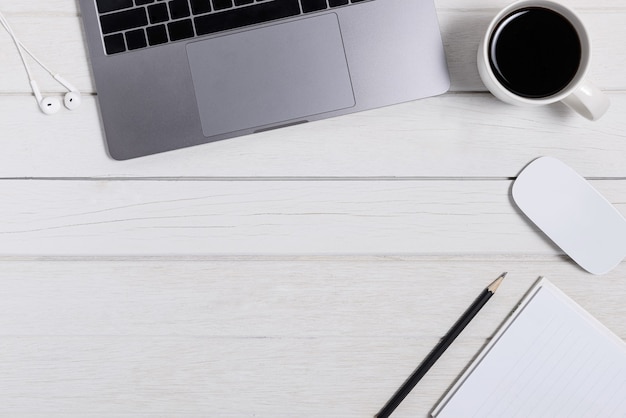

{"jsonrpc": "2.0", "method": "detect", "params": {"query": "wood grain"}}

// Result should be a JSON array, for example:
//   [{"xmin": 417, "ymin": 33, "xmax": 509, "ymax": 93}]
[{"xmin": 0, "ymin": 179, "xmax": 625, "ymax": 256}]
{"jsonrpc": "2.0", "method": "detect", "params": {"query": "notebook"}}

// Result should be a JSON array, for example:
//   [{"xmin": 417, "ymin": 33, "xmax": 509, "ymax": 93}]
[
  {"xmin": 432, "ymin": 278, "xmax": 626, "ymax": 417},
  {"xmin": 78, "ymin": 0, "xmax": 450, "ymax": 159}
]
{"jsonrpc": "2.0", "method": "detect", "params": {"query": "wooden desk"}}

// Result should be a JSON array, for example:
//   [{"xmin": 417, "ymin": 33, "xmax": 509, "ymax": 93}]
[{"xmin": 1, "ymin": 0, "xmax": 625, "ymax": 416}]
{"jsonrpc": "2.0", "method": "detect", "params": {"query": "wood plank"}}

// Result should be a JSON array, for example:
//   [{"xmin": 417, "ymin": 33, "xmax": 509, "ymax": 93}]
[
  {"xmin": 0, "ymin": 335, "xmax": 607, "ymax": 417},
  {"xmin": 0, "ymin": 336, "xmax": 492, "ymax": 417},
  {"xmin": 1, "ymin": 179, "xmax": 625, "ymax": 256},
  {"xmin": 1, "ymin": 93, "xmax": 626, "ymax": 178},
  {"xmin": 0, "ymin": 11, "xmax": 624, "ymax": 94},
  {"xmin": 0, "ymin": 258, "xmax": 624, "ymax": 417},
  {"xmin": 1, "ymin": 257, "xmax": 625, "ymax": 337}
]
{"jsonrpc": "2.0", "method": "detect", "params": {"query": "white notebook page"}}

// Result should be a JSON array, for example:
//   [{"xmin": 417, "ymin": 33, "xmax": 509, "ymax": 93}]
[{"xmin": 432, "ymin": 278, "xmax": 626, "ymax": 417}]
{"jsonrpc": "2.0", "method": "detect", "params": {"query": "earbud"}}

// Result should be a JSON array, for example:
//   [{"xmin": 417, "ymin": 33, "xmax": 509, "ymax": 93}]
[
  {"xmin": 54, "ymin": 74, "xmax": 82, "ymax": 110},
  {"xmin": 64, "ymin": 91, "xmax": 82, "ymax": 110},
  {"xmin": 40, "ymin": 97, "xmax": 62, "ymax": 115},
  {"xmin": 31, "ymin": 80, "xmax": 60, "ymax": 115}
]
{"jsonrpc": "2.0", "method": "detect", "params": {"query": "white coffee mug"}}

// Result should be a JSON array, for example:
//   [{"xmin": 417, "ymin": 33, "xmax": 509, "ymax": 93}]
[{"xmin": 477, "ymin": 0, "xmax": 610, "ymax": 120}]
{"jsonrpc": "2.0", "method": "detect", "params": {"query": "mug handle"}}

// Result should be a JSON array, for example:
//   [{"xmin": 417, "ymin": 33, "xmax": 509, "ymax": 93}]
[{"xmin": 560, "ymin": 79, "xmax": 610, "ymax": 121}]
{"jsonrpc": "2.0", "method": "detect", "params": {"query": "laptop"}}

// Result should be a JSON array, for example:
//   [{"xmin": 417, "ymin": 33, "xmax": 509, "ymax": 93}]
[{"xmin": 78, "ymin": 0, "xmax": 450, "ymax": 160}]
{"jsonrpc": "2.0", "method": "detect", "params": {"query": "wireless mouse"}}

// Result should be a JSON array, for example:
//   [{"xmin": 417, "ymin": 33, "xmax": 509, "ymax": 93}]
[{"xmin": 512, "ymin": 157, "xmax": 626, "ymax": 274}]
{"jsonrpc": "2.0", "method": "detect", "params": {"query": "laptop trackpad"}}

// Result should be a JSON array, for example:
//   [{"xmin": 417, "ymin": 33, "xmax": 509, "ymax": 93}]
[{"xmin": 186, "ymin": 14, "xmax": 355, "ymax": 137}]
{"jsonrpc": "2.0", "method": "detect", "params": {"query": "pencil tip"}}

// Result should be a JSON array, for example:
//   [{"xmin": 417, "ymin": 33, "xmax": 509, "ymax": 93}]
[{"xmin": 488, "ymin": 272, "xmax": 507, "ymax": 293}]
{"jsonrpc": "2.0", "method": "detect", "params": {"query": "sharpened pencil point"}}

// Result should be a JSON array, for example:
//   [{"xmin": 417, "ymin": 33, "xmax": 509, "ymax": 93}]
[{"xmin": 488, "ymin": 272, "xmax": 507, "ymax": 293}]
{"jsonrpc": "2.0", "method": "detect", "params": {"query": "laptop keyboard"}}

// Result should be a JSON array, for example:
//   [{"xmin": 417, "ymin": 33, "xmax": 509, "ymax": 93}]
[{"xmin": 97, "ymin": 0, "xmax": 369, "ymax": 55}]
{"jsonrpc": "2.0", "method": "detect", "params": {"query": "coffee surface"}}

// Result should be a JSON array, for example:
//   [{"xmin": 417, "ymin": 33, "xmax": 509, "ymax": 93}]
[{"xmin": 489, "ymin": 7, "xmax": 582, "ymax": 98}]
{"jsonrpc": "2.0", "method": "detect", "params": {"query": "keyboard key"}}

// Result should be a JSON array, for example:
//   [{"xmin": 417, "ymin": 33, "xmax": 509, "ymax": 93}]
[
  {"xmin": 168, "ymin": 19, "xmax": 195, "ymax": 41},
  {"xmin": 96, "ymin": 0, "xmax": 133, "ymax": 13},
  {"xmin": 125, "ymin": 28, "xmax": 148, "ymax": 50},
  {"xmin": 213, "ymin": 0, "xmax": 232, "ymax": 10},
  {"xmin": 100, "ymin": 8, "xmax": 148, "ymax": 34},
  {"xmin": 234, "ymin": 0, "xmax": 254, "ymax": 5},
  {"xmin": 301, "ymin": 0, "xmax": 327, "ymax": 12},
  {"xmin": 190, "ymin": 0, "xmax": 212, "ymax": 14},
  {"xmin": 329, "ymin": 0, "xmax": 348, "ymax": 6},
  {"xmin": 135, "ymin": 0, "xmax": 155, "ymax": 4},
  {"xmin": 195, "ymin": 0, "xmax": 300, "ymax": 36},
  {"xmin": 104, "ymin": 33, "xmax": 126, "ymax": 54},
  {"xmin": 148, "ymin": 3, "xmax": 169, "ymax": 23},
  {"xmin": 169, "ymin": 0, "xmax": 191, "ymax": 18},
  {"xmin": 146, "ymin": 24, "xmax": 169, "ymax": 45}
]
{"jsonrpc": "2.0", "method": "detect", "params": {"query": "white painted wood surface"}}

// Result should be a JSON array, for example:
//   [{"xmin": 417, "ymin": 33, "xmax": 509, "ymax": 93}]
[{"xmin": 0, "ymin": 0, "xmax": 625, "ymax": 416}]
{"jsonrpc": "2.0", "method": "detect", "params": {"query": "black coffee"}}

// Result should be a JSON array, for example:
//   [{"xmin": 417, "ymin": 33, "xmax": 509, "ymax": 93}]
[{"xmin": 489, "ymin": 7, "xmax": 582, "ymax": 98}]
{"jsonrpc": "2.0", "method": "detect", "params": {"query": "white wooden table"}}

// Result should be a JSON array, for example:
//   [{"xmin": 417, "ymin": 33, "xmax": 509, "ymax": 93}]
[{"xmin": 1, "ymin": 0, "xmax": 625, "ymax": 416}]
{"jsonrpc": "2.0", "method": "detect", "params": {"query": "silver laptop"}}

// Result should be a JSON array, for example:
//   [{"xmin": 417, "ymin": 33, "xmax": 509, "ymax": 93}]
[{"xmin": 79, "ymin": 0, "xmax": 450, "ymax": 160}]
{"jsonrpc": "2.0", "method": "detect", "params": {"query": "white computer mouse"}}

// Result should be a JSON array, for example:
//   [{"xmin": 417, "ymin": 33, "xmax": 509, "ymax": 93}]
[{"xmin": 512, "ymin": 157, "xmax": 626, "ymax": 275}]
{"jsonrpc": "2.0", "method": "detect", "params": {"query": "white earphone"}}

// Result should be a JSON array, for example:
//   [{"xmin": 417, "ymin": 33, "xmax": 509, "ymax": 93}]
[
  {"xmin": 0, "ymin": 11, "xmax": 81, "ymax": 114},
  {"xmin": 54, "ymin": 74, "xmax": 82, "ymax": 110},
  {"xmin": 30, "ymin": 79, "xmax": 61, "ymax": 115}
]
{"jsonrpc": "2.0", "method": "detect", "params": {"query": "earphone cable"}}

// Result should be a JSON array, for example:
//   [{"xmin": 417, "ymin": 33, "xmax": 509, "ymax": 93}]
[
  {"xmin": 0, "ymin": 13, "xmax": 57, "ymax": 76},
  {"xmin": 0, "ymin": 11, "xmax": 36, "ymax": 83}
]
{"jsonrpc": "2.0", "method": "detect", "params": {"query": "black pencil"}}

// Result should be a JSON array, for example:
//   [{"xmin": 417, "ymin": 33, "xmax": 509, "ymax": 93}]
[{"xmin": 375, "ymin": 272, "xmax": 507, "ymax": 418}]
